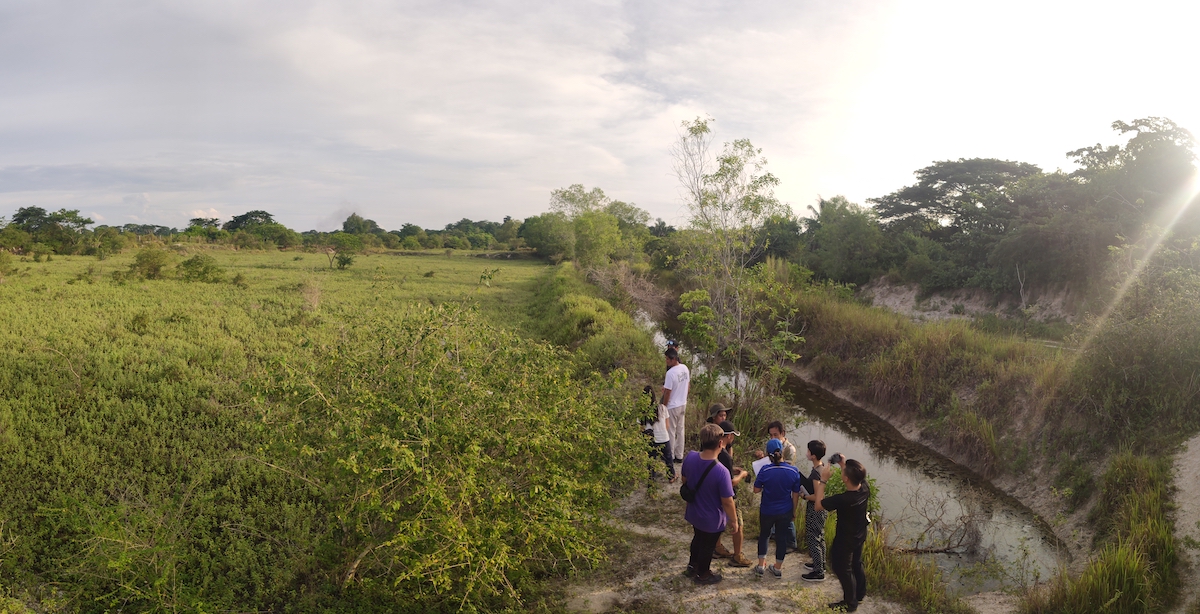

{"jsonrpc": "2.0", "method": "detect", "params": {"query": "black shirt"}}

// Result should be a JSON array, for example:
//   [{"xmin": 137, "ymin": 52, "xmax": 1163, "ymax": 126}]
[
  {"xmin": 801, "ymin": 465, "xmax": 823, "ymax": 510},
  {"xmin": 718, "ymin": 449, "xmax": 736, "ymax": 499},
  {"xmin": 821, "ymin": 484, "xmax": 870, "ymax": 544}
]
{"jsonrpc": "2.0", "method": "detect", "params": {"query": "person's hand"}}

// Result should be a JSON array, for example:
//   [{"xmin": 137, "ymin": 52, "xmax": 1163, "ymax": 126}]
[{"xmin": 753, "ymin": 450, "xmax": 765, "ymax": 460}]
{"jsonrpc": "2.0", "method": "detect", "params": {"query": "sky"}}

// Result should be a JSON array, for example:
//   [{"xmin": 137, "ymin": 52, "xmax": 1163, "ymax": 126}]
[{"xmin": 1, "ymin": 0, "xmax": 1199, "ymax": 231}]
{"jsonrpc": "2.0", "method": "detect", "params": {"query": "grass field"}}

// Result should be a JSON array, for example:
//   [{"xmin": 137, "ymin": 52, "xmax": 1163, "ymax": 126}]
[{"xmin": 1, "ymin": 248, "xmax": 640, "ymax": 612}]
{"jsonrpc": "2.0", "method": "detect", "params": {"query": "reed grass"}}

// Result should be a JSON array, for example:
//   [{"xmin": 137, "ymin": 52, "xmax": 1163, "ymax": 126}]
[{"xmin": 1021, "ymin": 452, "xmax": 1177, "ymax": 613}]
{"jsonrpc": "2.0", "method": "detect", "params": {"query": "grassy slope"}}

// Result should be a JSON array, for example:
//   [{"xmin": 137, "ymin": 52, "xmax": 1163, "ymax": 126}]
[{"xmin": 787, "ymin": 289, "xmax": 1181, "ymax": 613}]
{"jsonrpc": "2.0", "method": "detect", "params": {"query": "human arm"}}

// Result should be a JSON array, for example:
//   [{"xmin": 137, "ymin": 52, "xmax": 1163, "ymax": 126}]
[
  {"xmin": 812, "ymin": 479, "xmax": 828, "ymax": 512},
  {"xmin": 792, "ymin": 491, "xmax": 801, "ymax": 517},
  {"xmin": 721, "ymin": 497, "xmax": 738, "ymax": 534},
  {"xmin": 660, "ymin": 388, "xmax": 672, "ymax": 407},
  {"xmin": 731, "ymin": 467, "xmax": 747, "ymax": 486}
]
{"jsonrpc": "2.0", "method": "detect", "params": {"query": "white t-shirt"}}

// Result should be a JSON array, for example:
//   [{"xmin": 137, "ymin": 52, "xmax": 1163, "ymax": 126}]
[
  {"xmin": 663, "ymin": 363, "xmax": 690, "ymax": 410},
  {"xmin": 652, "ymin": 404, "xmax": 670, "ymax": 443}
]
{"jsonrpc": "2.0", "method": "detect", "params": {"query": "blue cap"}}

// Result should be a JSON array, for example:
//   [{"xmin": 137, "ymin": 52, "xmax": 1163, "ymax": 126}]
[{"xmin": 766, "ymin": 439, "xmax": 783, "ymax": 455}]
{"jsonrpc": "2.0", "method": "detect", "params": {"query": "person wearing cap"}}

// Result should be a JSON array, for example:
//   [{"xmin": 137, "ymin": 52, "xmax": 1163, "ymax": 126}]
[
  {"xmin": 661, "ymin": 347, "xmax": 690, "ymax": 464},
  {"xmin": 713, "ymin": 420, "xmax": 751, "ymax": 567},
  {"xmin": 706, "ymin": 403, "xmax": 729, "ymax": 425},
  {"xmin": 752, "ymin": 438, "xmax": 803, "ymax": 578}
]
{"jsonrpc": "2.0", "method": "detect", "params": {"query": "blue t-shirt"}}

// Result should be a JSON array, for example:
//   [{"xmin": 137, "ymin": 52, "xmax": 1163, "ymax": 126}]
[
  {"xmin": 682, "ymin": 451, "xmax": 734, "ymax": 533},
  {"xmin": 753, "ymin": 462, "xmax": 802, "ymax": 516}
]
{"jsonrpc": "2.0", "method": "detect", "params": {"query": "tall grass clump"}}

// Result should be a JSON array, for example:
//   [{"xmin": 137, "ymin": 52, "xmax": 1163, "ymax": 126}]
[
  {"xmin": 1022, "ymin": 452, "xmax": 1176, "ymax": 614},
  {"xmin": 531, "ymin": 263, "xmax": 660, "ymax": 381},
  {"xmin": 861, "ymin": 526, "xmax": 974, "ymax": 614}
]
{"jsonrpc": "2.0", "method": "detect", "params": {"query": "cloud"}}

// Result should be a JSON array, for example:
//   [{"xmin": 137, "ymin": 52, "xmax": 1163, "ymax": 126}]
[{"xmin": 1, "ymin": 0, "xmax": 1198, "ymax": 231}]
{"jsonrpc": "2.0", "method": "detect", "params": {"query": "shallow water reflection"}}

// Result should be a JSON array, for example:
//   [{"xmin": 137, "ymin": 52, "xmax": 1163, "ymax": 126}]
[{"xmin": 783, "ymin": 376, "xmax": 1064, "ymax": 593}]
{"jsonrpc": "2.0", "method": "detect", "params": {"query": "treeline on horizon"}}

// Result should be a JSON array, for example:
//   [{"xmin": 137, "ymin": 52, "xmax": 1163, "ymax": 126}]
[{"xmin": 2, "ymin": 116, "xmax": 1198, "ymax": 299}]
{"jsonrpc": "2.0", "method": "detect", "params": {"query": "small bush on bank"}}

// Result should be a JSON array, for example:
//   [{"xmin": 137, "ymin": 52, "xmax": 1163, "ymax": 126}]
[{"xmin": 177, "ymin": 254, "xmax": 225, "ymax": 283}]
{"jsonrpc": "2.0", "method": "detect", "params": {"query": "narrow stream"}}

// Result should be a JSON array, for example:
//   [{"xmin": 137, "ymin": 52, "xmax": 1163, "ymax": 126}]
[{"xmin": 783, "ymin": 376, "xmax": 1063, "ymax": 593}]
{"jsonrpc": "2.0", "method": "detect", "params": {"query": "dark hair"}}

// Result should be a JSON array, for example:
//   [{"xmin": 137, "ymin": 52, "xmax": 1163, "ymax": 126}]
[
  {"xmin": 664, "ymin": 348, "xmax": 679, "ymax": 360},
  {"xmin": 843, "ymin": 459, "xmax": 866, "ymax": 486},
  {"xmin": 699, "ymin": 424, "xmax": 723, "ymax": 450},
  {"xmin": 807, "ymin": 440, "xmax": 826, "ymax": 460},
  {"xmin": 767, "ymin": 421, "xmax": 784, "ymax": 435}
]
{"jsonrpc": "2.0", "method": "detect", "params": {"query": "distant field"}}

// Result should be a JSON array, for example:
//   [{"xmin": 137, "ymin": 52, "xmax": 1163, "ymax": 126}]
[{"xmin": 0, "ymin": 248, "xmax": 551, "ymax": 340}]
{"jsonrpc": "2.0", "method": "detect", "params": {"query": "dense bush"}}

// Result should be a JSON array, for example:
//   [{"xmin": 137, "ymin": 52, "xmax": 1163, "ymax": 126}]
[
  {"xmin": 177, "ymin": 253, "xmax": 225, "ymax": 282},
  {"xmin": 531, "ymin": 263, "xmax": 659, "ymax": 381},
  {"xmin": 257, "ymin": 304, "xmax": 646, "ymax": 610}
]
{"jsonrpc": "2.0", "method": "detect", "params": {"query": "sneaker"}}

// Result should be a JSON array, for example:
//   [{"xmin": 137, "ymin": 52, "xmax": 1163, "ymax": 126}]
[
  {"xmin": 694, "ymin": 572, "xmax": 723, "ymax": 585},
  {"xmin": 802, "ymin": 562, "xmax": 814, "ymax": 571},
  {"xmin": 728, "ymin": 553, "xmax": 752, "ymax": 568},
  {"xmin": 683, "ymin": 564, "xmax": 695, "ymax": 578},
  {"xmin": 801, "ymin": 570, "xmax": 825, "ymax": 582},
  {"xmin": 713, "ymin": 543, "xmax": 732, "ymax": 559},
  {"xmin": 754, "ymin": 565, "xmax": 765, "ymax": 577},
  {"xmin": 768, "ymin": 565, "xmax": 782, "ymax": 578}
]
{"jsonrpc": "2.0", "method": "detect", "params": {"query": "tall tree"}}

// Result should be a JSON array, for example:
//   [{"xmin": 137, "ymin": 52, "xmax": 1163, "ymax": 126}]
[{"xmin": 672, "ymin": 117, "xmax": 786, "ymax": 391}]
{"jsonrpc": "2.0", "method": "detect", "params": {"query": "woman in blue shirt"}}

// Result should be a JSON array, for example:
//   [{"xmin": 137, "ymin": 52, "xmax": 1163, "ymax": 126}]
[{"xmin": 751, "ymin": 438, "xmax": 802, "ymax": 577}]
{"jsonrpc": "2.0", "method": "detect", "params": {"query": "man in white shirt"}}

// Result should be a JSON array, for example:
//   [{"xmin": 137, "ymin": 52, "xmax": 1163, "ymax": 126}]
[{"xmin": 661, "ymin": 347, "xmax": 690, "ymax": 463}]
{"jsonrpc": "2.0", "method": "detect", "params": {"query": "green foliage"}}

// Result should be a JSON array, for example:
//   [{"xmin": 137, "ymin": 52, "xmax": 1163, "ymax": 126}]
[
  {"xmin": 861, "ymin": 526, "xmax": 974, "ymax": 614},
  {"xmin": 1022, "ymin": 452, "xmax": 1177, "ymax": 614},
  {"xmin": 0, "ymin": 251, "xmax": 12, "ymax": 278},
  {"xmin": 177, "ymin": 254, "xmax": 225, "ymax": 283},
  {"xmin": 532, "ymin": 263, "xmax": 659, "ymax": 381},
  {"xmin": 126, "ymin": 247, "xmax": 173, "ymax": 279},
  {"xmin": 573, "ymin": 210, "xmax": 621, "ymax": 268},
  {"xmin": 0, "ymin": 251, "xmax": 616, "ymax": 612},
  {"xmin": 521, "ymin": 212, "xmax": 575, "ymax": 262},
  {"xmin": 259, "ymin": 304, "xmax": 645, "ymax": 609},
  {"xmin": 334, "ymin": 253, "xmax": 355, "ymax": 269},
  {"xmin": 801, "ymin": 196, "xmax": 886, "ymax": 285}
]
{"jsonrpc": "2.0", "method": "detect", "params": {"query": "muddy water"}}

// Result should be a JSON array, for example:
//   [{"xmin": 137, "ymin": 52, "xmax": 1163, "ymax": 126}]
[{"xmin": 783, "ymin": 375, "xmax": 1063, "ymax": 593}]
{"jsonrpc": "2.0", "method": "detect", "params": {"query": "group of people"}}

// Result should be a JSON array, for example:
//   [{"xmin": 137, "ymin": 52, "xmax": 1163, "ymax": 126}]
[{"xmin": 648, "ymin": 346, "xmax": 870, "ymax": 613}]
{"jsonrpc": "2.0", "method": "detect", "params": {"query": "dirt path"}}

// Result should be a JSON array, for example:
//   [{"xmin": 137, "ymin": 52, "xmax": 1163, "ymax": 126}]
[
  {"xmin": 1170, "ymin": 433, "xmax": 1200, "ymax": 614},
  {"xmin": 565, "ymin": 481, "xmax": 914, "ymax": 614}
]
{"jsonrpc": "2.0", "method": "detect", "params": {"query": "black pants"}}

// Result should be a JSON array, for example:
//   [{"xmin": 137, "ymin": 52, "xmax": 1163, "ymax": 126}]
[
  {"xmin": 757, "ymin": 512, "xmax": 792, "ymax": 562},
  {"xmin": 688, "ymin": 526, "xmax": 723, "ymax": 577},
  {"xmin": 650, "ymin": 440, "xmax": 674, "ymax": 479},
  {"xmin": 830, "ymin": 537, "xmax": 866, "ymax": 607}
]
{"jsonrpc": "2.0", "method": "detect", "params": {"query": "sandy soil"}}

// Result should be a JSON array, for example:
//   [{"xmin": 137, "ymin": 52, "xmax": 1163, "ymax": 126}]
[
  {"xmin": 857, "ymin": 279, "xmax": 1079, "ymax": 324},
  {"xmin": 565, "ymin": 481, "xmax": 913, "ymax": 613},
  {"xmin": 1169, "ymin": 433, "xmax": 1200, "ymax": 614}
]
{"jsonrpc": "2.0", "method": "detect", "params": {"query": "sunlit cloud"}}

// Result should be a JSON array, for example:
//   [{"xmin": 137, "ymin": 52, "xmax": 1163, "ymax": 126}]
[{"xmin": 0, "ymin": 0, "xmax": 1198, "ymax": 230}]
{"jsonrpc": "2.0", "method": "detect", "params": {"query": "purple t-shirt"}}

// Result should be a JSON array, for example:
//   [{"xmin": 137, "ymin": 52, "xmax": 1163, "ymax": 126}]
[{"xmin": 682, "ymin": 450, "xmax": 734, "ymax": 533}]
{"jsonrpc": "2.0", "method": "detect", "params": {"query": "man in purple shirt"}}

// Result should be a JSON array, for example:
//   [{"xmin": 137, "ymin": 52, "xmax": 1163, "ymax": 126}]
[{"xmin": 681, "ymin": 423, "xmax": 738, "ymax": 585}]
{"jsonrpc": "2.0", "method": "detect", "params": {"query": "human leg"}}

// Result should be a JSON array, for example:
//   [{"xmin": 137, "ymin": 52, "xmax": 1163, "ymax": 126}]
[
  {"xmin": 690, "ymin": 526, "xmax": 722, "ymax": 582},
  {"xmin": 668, "ymin": 405, "xmax": 686, "ymax": 461},
  {"xmin": 661, "ymin": 439, "xmax": 675, "ymax": 480},
  {"xmin": 770, "ymin": 513, "xmax": 791, "ymax": 566},
  {"xmin": 729, "ymin": 508, "xmax": 751, "ymax": 566},
  {"xmin": 851, "ymin": 538, "xmax": 866, "ymax": 602},
  {"xmin": 805, "ymin": 505, "xmax": 827, "ymax": 572},
  {"xmin": 829, "ymin": 538, "xmax": 857, "ymax": 608}
]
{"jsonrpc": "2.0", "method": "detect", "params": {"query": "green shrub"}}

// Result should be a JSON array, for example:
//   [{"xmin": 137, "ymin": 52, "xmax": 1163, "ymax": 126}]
[
  {"xmin": 531, "ymin": 263, "xmax": 659, "ymax": 380},
  {"xmin": 127, "ymin": 247, "xmax": 173, "ymax": 279},
  {"xmin": 258, "ymin": 304, "xmax": 645, "ymax": 609},
  {"xmin": 177, "ymin": 254, "xmax": 225, "ymax": 283},
  {"xmin": 1022, "ymin": 452, "xmax": 1177, "ymax": 614}
]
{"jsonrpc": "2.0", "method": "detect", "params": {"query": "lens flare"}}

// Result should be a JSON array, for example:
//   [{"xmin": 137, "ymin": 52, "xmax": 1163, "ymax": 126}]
[{"xmin": 1073, "ymin": 171, "xmax": 1200, "ymax": 358}]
